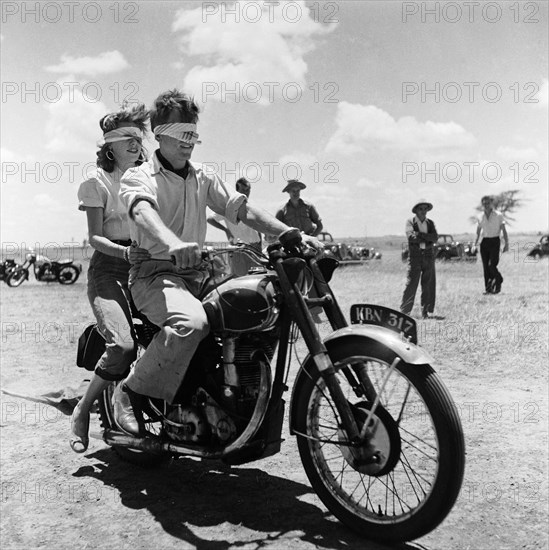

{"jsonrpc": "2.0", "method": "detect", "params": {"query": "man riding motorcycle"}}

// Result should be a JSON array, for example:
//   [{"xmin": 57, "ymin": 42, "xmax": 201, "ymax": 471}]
[{"xmin": 115, "ymin": 89, "xmax": 319, "ymax": 435}]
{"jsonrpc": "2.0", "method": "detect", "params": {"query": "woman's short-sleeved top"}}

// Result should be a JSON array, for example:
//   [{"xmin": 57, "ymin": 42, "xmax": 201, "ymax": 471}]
[{"xmin": 78, "ymin": 167, "xmax": 131, "ymax": 240}]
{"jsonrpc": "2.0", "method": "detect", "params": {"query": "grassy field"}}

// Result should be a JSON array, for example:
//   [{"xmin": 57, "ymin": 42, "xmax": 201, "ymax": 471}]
[{"xmin": 0, "ymin": 234, "xmax": 547, "ymax": 549}]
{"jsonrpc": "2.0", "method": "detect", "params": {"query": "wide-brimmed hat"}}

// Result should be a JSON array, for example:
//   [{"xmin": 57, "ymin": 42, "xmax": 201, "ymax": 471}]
[
  {"xmin": 412, "ymin": 199, "xmax": 433, "ymax": 214},
  {"xmin": 282, "ymin": 179, "xmax": 306, "ymax": 193}
]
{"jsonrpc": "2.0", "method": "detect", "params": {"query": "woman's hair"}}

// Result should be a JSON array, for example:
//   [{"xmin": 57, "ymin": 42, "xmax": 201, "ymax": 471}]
[
  {"xmin": 96, "ymin": 102, "xmax": 149, "ymax": 172},
  {"xmin": 149, "ymin": 89, "xmax": 200, "ymax": 130}
]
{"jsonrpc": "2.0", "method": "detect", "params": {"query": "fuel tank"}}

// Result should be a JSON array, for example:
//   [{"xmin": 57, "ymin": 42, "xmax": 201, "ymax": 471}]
[{"xmin": 202, "ymin": 273, "xmax": 280, "ymax": 333}]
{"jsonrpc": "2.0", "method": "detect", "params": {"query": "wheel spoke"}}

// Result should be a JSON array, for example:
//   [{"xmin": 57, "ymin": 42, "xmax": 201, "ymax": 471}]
[{"xmin": 305, "ymin": 356, "xmax": 443, "ymax": 525}]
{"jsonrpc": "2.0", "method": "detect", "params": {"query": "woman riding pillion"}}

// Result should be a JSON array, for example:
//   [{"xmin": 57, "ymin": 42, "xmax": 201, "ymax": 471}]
[{"xmin": 70, "ymin": 104, "xmax": 150, "ymax": 452}]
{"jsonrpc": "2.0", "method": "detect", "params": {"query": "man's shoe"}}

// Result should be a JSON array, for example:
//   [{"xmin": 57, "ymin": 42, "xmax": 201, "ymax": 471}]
[{"xmin": 112, "ymin": 383, "xmax": 145, "ymax": 436}]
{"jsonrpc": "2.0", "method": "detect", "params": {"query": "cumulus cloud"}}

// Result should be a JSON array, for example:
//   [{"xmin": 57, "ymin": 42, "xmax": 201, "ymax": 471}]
[
  {"xmin": 172, "ymin": 1, "xmax": 336, "ymax": 105},
  {"xmin": 45, "ymin": 51, "xmax": 129, "ymax": 76},
  {"xmin": 44, "ymin": 78, "xmax": 108, "ymax": 154},
  {"xmin": 278, "ymin": 152, "xmax": 317, "ymax": 182},
  {"xmin": 326, "ymin": 102, "xmax": 477, "ymax": 155}
]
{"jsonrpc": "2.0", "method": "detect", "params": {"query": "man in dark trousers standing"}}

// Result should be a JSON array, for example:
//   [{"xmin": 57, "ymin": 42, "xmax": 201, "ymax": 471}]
[
  {"xmin": 474, "ymin": 195, "xmax": 509, "ymax": 294},
  {"xmin": 401, "ymin": 199, "xmax": 438, "ymax": 319}
]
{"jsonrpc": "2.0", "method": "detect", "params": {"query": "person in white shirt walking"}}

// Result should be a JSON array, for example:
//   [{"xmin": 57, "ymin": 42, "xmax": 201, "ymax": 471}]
[
  {"xmin": 474, "ymin": 195, "xmax": 509, "ymax": 294},
  {"xmin": 207, "ymin": 177, "xmax": 262, "ymax": 276}
]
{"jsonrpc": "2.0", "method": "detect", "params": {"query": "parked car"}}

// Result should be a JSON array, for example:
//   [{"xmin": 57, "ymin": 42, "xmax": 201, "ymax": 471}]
[
  {"xmin": 319, "ymin": 232, "xmax": 382, "ymax": 264},
  {"xmin": 527, "ymin": 234, "xmax": 549, "ymax": 258},
  {"xmin": 401, "ymin": 234, "xmax": 477, "ymax": 262}
]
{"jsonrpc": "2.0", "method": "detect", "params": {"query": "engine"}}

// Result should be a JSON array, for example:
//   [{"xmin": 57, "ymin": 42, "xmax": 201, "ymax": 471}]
[{"xmin": 161, "ymin": 332, "xmax": 278, "ymax": 446}]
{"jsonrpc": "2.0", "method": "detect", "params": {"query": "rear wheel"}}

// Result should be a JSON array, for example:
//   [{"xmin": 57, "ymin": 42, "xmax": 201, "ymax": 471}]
[
  {"xmin": 6, "ymin": 268, "xmax": 29, "ymax": 287},
  {"xmin": 58, "ymin": 265, "xmax": 80, "ymax": 285},
  {"xmin": 97, "ymin": 382, "xmax": 167, "ymax": 467},
  {"xmin": 293, "ymin": 337, "xmax": 465, "ymax": 543}
]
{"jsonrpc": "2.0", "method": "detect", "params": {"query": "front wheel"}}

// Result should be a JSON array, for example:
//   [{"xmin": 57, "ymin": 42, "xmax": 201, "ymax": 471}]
[
  {"xmin": 6, "ymin": 268, "xmax": 29, "ymax": 287},
  {"xmin": 293, "ymin": 338, "xmax": 465, "ymax": 543},
  {"xmin": 58, "ymin": 265, "xmax": 80, "ymax": 285}
]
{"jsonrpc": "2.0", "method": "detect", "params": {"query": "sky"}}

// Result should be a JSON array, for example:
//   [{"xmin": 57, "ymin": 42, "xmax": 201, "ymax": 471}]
[{"xmin": 1, "ymin": 0, "xmax": 548, "ymax": 248}]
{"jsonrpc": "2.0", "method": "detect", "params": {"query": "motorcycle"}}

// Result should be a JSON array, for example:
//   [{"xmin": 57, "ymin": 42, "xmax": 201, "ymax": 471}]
[
  {"xmin": 79, "ymin": 229, "xmax": 464, "ymax": 543},
  {"xmin": 0, "ymin": 258, "xmax": 17, "ymax": 282},
  {"xmin": 6, "ymin": 252, "xmax": 81, "ymax": 287}
]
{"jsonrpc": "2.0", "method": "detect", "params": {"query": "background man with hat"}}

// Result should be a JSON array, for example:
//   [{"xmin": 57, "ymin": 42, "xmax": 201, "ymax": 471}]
[
  {"xmin": 275, "ymin": 179, "xmax": 323, "ymax": 237},
  {"xmin": 400, "ymin": 199, "xmax": 438, "ymax": 319}
]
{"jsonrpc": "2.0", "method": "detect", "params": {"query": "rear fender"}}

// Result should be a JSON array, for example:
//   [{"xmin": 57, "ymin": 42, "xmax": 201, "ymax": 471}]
[{"xmin": 289, "ymin": 326, "xmax": 435, "ymax": 433}]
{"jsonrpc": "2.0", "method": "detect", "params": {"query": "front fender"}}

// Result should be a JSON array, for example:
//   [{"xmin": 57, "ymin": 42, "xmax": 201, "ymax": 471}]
[
  {"xmin": 324, "ymin": 325, "xmax": 434, "ymax": 364},
  {"xmin": 289, "ymin": 326, "xmax": 435, "ymax": 434}
]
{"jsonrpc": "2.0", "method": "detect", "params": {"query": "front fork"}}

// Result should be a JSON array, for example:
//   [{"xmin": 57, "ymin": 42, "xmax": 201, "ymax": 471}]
[{"xmin": 274, "ymin": 256, "xmax": 364, "ymax": 443}]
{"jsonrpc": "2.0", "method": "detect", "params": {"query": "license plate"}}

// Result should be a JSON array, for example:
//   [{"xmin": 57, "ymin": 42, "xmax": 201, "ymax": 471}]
[{"xmin": 350, "ymin": 304, "xmax": 417, "ymax": 344}]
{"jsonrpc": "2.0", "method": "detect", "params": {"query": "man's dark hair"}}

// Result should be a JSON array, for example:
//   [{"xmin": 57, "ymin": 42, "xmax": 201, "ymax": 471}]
[{"xmin": 149, "ymin": 89, "xmax": 200, "ymax": 130}]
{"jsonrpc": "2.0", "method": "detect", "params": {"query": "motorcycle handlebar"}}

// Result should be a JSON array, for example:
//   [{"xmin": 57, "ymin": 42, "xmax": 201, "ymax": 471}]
[
  {"xmin": 170, "ymin": 243, "xmax": 269, "ymax": 267},
  {"xmin": 169, "ymin": 230, "xmax": 317, "ymax": 267}
]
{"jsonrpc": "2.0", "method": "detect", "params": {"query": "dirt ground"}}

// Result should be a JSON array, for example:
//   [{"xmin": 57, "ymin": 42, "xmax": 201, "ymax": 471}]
[{"xmin": 1, "ymin": 249, "xmax": 548, "ymax": 550}]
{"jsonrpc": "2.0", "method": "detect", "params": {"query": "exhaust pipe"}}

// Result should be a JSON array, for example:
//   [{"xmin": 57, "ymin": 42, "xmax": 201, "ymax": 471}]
[{"xmin": 101, "ymin": 429, "xmax": 165, "ymax": 454}]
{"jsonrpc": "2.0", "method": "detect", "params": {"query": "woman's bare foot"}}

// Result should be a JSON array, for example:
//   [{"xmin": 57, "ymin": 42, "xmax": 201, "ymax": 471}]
[{"xmin": 69, "ymin": 403, "xmax": 90, "ymax": 453}]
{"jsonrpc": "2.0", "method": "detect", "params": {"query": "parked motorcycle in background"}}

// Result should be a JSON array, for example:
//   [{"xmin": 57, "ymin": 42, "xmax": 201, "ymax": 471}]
[
  {"xmin": 77, "ymin": 229, "xmax": 465, "ymax": 543},
  {"xmin": 6, "ymin": 252, "xmax": 81, "ymax": 287},
  {"xmin": 0, "ymin": 258, "xmax": 17, "ymax": 282}
]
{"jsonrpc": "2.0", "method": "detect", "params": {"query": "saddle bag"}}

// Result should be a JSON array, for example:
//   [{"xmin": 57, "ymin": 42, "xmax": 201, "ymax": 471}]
[{"xmin": 76, "ymin": 324, "xmax": 105, "ymax": 371}]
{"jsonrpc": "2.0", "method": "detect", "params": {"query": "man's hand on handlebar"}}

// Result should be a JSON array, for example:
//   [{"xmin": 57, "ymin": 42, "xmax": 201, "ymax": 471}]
[
  {"xmin": 169, "ymin": 241, "xmax": 202, "ymax": 269},
  {"xmin": 301, "ymin": 234, "xmax": 324, "ymax": 254}
]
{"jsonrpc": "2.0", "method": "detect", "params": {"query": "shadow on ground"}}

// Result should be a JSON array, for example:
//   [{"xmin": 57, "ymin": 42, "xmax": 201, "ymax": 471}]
[{"xmin": 73, "ymin": 449, "xmax": 425, "ymax": 550}]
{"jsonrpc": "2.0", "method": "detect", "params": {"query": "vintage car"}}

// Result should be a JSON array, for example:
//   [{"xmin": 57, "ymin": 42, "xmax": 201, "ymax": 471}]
[
  {"xmin": 527, "ymin": 234, "xmax": 549, "ymax": 258},
  {"xmin": 401, "ymin": 234, "xmax": 477, "ymax": 262},
  {"xmin": 319, "ymin": 232, "xmax": 382, "ymax": 264}
]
